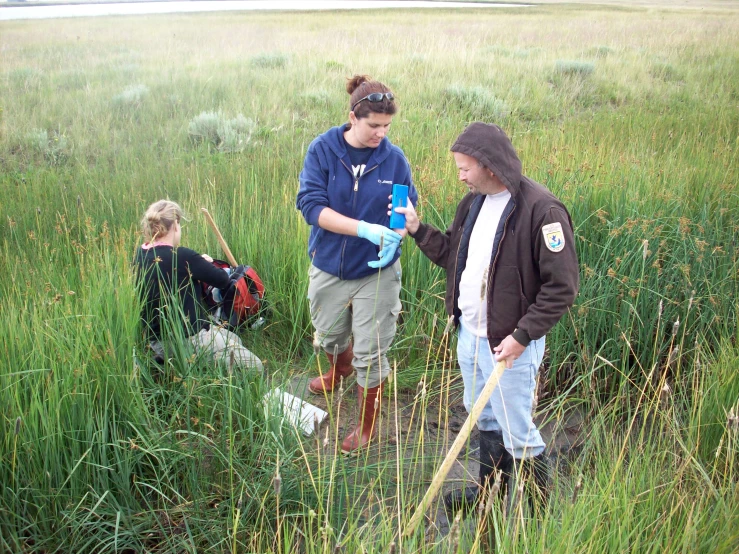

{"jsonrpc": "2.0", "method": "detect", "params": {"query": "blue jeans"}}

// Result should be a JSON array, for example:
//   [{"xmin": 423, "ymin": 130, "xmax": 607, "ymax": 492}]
[{"xmin": 457, "ymin": 324, "xmax": 546, "ymax": 459}]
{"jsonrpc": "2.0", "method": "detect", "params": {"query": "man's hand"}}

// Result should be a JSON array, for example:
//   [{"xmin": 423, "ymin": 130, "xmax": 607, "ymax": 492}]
[
  {"xmin": 387, "ymin": 197, "xmax": 420, "ymax": 235},
  {"xmin": 201, "ymin": 254, "xmax": 213, "ymax": 263},
  {"xmin": 492, "ymin": 335, "xmax": 526, "ymax": 368}
]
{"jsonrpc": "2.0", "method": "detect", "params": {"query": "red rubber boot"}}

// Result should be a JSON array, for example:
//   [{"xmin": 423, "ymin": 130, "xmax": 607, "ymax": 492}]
[
  {"xmin": 308, "ymin": 345, "xmax": 354, "ymax": 394},
  {"xmin": 341, "ymin": 383, "xmax": 383, "ymax": 455}
]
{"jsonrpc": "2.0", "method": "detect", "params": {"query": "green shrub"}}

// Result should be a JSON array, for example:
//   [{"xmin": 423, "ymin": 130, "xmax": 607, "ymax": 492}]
[
  {"xmin": 481, "ymin": 44, "xmax": 512, "ymax": 57},
  {"xmin": 324, "ymin": 60, "xmax": 347, "ymax": 71},
  {"xmin": 650, "ymin": 61, "xmax": 683, "ymax": 82},
  {"xmin": 443, "ymin": 85, "xmax": 509, "ymax": 120},
  {"xmin": 250, "ymin": 53, "xmax": 288, "ymax": 69},
  {"xmin": 301, "ymin": 89, "xmax": 333, "ymax": 106},
  {"xmin": 554, "ymin": 60, "xmax": 595, "ymax": 77},
  {"xmin": 587, "ymin": 45, "xmax": 614, "ymax": 58},
  {"xmin": 188, "ymin": 111, "xmax": 255, "ymax": 153},
  {"xmin": 56, "ymin": 69, "xmax": 88, "ymax": 91},
  {"xmin": 512, "ymin": 47, "xmax": 543, "ymax": 59},
  {"xmin": 7, "ymin": 67, "xmax": 44, "ymax": 91},
  {"xmin": 112, "ymin": 83, "xmax": 149, "ymax": 107},
  {"xmin": 25, "ymin": 128, "xmax": 69, "ymax": 165}
]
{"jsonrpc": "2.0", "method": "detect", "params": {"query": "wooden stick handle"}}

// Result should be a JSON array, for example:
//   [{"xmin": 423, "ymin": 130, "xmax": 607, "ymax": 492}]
[
  {"xmin": 403, "ymin": 360, "xmax": 506, "ymax": 537},
  {"xmin": 201, "ymin": 208, "xmax": 238, "ymax": 267}
]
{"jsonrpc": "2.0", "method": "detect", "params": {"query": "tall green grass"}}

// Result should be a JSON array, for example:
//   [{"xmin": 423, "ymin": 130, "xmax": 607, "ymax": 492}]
[{"xmin": 1, "ymin": 4, "xmax": 738, "ymax": 552}]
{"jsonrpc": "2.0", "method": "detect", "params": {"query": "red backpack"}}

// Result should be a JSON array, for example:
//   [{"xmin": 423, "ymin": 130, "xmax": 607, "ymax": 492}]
[{"xmin": 204, "ymin": 259, "xmax": 265, "ymax": 328}]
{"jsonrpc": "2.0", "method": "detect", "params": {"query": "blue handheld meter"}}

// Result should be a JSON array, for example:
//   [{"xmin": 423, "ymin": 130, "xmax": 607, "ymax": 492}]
[{"xmin": 388, "ymin": 184, "xmax": 409, "ymax": 229}]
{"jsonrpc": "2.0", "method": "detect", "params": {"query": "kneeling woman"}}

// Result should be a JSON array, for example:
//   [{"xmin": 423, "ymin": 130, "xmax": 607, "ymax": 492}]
[{"xmin": 135, "ymin": 200, "xmax": 262, "ymax": 370}]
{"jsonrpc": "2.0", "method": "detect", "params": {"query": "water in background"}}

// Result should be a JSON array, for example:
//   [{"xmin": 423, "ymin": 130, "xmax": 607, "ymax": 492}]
[{"xmin": 0, "ymin": 1, "xmax": 528, "ymax": 21}]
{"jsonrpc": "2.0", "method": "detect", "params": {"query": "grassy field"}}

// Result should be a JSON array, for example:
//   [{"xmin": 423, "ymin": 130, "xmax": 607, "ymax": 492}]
[{"xmin": 1, "ymin": 3, "xmax": 738, "ymax": 552}]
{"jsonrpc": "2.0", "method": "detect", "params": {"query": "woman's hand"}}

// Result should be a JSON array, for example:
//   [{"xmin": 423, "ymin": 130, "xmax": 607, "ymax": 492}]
[
  {"xmin": 369, "ymin": 240, "xmax": 399, "ymax": 269},
  {"xmin": 356, "ymin": 221, "xmax": 402, "ymax": 247},
  {"xmin": 201, "ymin": 254, "xmax": 214, "ymax": 263}
]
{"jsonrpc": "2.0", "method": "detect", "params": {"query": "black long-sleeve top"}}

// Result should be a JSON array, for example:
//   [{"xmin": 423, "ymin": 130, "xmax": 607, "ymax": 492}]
[{"xmin": 134, "ymin": 245, "xmax": 230, "ymax": 340}]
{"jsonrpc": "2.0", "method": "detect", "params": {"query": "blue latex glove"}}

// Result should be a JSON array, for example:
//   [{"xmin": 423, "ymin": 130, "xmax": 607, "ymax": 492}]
[
  {"xmin": 356, "ymin": 220, "xmax": 401, "ymax": 248},
  {"xmin": 368, "ymin": 239, "xmax": 399, "ymax": 269}
]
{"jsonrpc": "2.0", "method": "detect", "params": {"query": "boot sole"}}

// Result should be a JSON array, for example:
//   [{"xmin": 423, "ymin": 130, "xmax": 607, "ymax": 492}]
[
  {"xmin": 340, "ymin": 446, "xmax": 362, "ymax": 456},
  {"xmin": 308, "ymin": 385, "xmax": 334, "ymax": 394},
  {"xmin": 308, "ymin": 374, "xmax": 353, "ymax": 394},
  {"xmin": 341, "ymin": 437, "xmax": 373, "ymax": 456}
]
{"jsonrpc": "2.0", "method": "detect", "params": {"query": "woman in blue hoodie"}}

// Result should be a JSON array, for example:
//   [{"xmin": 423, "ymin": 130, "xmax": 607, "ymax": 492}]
[{"xmin": 296, "ymin": 75, "xmax": 418, "ymax": 455}]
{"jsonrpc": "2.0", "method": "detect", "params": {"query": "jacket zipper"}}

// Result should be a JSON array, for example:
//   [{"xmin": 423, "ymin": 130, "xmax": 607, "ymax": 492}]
[
  {"xmin": 338, "ymin": 160, "xmax": 378, "ymax": 279},
  {"xmin": 341, "ymin": 160, "xmax": 379, "ymax": 195},
  {"xmin": 486, "ymin": 205, "xmax": 516, "ymax": 316},
  {"xmin": 450, "ymin": 225, "xmax": 465, "ymax": 324}
]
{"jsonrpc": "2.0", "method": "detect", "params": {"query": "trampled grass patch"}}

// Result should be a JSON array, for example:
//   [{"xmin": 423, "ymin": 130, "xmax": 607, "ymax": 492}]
[{"xmin": 1, "ymin": 3, "xmax": 738, "ymax": 552}]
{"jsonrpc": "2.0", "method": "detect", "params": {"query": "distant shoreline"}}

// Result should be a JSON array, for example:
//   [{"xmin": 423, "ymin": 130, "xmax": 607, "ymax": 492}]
[
  {"xmin": 0, "ymin": 0, "xmax": 530, "ymax": 21},
  {"xmin": 0, "ymin": 0, "xmax": 520, "ymax": 8},
  {"xmin": 2, "ymin": 0, "xmax": 735, "ymax": 12}
]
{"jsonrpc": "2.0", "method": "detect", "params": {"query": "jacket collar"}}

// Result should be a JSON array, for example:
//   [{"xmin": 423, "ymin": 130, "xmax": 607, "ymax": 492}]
[{"xmin": 324, "ymin": 124, "xmax": 393, "ymax": 167}]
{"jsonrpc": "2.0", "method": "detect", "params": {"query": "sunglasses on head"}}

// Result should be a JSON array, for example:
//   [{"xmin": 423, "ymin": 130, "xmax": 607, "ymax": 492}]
[{"xmin": 351, "ymin": 92, "xmax": 395, "ymax": 112}]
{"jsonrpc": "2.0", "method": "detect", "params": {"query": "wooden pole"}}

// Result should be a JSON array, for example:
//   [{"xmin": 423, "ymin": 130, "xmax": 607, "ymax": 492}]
[
  {"xmin": 201, "ymin": 208, "xmax": 238, "ymax": 267},
  {"xmin": 403, "ymin": 360, "xmax": 506, "ymax": 538}
]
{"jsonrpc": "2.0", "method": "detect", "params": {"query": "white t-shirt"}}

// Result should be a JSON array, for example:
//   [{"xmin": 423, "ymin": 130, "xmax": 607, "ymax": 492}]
[{"xmin": 458, "ymin": 190, "xmax": 512, "ymax": 337}]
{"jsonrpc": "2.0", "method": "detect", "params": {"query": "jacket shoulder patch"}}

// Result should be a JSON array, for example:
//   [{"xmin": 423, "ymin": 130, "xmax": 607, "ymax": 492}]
[{"xmin": 542, "ymin": 222, "xmax": 565, "ymax": 252}]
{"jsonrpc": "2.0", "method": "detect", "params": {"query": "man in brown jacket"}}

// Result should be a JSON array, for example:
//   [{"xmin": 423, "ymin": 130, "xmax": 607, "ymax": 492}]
[{"xmin": 395, "ymin": 122, "xmax": 579, "ymax": 517}]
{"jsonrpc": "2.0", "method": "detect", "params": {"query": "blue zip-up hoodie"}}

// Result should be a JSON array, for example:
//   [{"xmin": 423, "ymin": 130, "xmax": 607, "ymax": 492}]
[{"xmin": 296, "ymin": 124, "xmax": 418, "ymax": 280}]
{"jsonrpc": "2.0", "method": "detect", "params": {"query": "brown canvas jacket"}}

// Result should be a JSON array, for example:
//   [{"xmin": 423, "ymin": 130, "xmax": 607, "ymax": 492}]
[{"xmin": 411, "ymin": 124, "xmax": 579, "ymax": 347}]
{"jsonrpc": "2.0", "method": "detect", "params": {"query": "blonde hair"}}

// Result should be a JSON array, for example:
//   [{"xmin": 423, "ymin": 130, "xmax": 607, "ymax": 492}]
[{"xmin": 140, "ymin": 200, "xmax": 184, "ymax": 242}]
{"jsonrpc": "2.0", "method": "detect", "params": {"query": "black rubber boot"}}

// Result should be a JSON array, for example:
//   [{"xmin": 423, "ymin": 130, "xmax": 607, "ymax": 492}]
[
  {"xmin": 508, "ymin": 451, "xmax": 551, "ymax": 518},
  {"xmin": 524, "ymin": 452, "xmax": 551, "ymax": 513},
  {"xmin": 444, "ymin": 430, "xmax": 512, "ymax": 519}
]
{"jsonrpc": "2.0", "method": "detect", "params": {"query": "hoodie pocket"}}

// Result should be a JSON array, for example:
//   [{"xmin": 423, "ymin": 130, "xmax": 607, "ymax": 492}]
[
  {"xmin": 492, "ymin": 265, "xmax": 526, "ymax": 334},
  {"xmin": 310, "ymin": 228, "xmax": 324, "ymax": 258}
]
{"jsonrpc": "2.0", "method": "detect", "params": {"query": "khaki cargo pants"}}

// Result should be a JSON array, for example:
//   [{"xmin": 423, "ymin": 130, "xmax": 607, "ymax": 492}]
[{"xmin": 307, "ymin": 261, "xmax": 402, "ymax": 388}]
